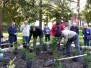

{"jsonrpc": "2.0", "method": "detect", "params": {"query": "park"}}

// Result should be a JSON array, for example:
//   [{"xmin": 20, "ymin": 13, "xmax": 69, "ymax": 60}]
[{"xmin": 0, "ymin": 0, "xmax": 91, "ymax": 68}]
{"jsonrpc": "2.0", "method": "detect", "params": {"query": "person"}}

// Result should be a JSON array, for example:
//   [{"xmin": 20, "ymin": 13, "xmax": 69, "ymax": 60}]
[
  {"xmin": 70, "ymin": 23, "xmax": 79, "ymax": 34},
  {"xmin": 50, "ymin": 19, "xmax": 64, "ymax": 36},
  {"xmin": 28, "ymin": 26, "xmax": 43, "ymax": 50},
  {"xmin": 43, "ymin": 24, "xmax": 50, "ymax": 42},
  {"xmin": 50, "ymin": 19, "xmax": 64, "ymax": 51},
  {"xmin": 82, "ymin": 23, "xmax": 91, "ymax": 46},
  {"xmin": 20, "ymin": 20, "xmax": 30, "ymax": 43},
  {"xmin": 58, "ymin": 30, "xmax": 81, "ymax": 57},
  {"xmin": 8, "ymin": 22, "xmax": 17, "ymax": 44},
  {"xmin": 0, "ymin": 28, "xmax": 3, "ymax": 44}
]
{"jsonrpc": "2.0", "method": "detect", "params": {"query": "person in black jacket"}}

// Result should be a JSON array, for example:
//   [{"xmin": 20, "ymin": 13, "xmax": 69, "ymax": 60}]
[
  {"xmin": 70, "ymin": 23, "xmax": 79, "ymax": 34},
  {"xmin": 28, "ymin": 26, "xmax": 43, "ymax": 50}
]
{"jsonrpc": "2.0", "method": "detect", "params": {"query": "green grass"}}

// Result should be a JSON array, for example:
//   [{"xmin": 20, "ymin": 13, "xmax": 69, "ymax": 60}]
[{"xmin": 3, "ymin": 30, "xmax": 84, "ymax": 45}]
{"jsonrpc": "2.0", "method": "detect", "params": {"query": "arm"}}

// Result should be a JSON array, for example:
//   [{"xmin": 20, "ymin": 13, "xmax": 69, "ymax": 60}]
[
  {"xmin": 28, "ymin": 30, "xmax": 32, "ymax": 43},
  {"xmin": 8, "ymin": 27, "xmax": 15, "ymax": 35},
  {"xmin": 20, "ymin": 25, "xmax": 23, "ymax": 31}
]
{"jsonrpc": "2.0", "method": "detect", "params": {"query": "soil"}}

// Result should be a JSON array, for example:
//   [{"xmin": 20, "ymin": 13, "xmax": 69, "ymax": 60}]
[{"xmin": 0, "ymin": 46, "xmax": 85, "ymax": 68}]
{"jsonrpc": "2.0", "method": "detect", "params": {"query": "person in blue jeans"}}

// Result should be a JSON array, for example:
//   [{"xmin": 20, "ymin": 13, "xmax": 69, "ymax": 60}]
[
  {"xmin": 58, "ymin": 30, "xmax": 81, "ymax": 57},
  {"xmin": 20, "ymin": 20, "xmax": 30, "ymax": 43},
  {"xmin": 82, "ymin": 23, "xmax": 91, "ymax": 46}
]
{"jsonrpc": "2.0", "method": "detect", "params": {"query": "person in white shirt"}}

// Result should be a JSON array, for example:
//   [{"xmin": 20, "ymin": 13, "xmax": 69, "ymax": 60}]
[{"xmin": 20, "ymin": 20, "xmax": 30, "ymax": 43}]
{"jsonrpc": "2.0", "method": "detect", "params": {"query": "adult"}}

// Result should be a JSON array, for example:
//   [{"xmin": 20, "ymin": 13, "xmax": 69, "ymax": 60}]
[
  {"xmin": 82, "ymin": 23, "xmax": 91, "ymax": 46},
  {"xmin": 70, "ymin": 23, "xmax": 79, "ymax": 34},
  {"xmin": 8, "ymin": 22, "xmax": 17, "ymax": 44},
  {"xmin": 58, "ymin": 30, "xmax": 81, "ymax": 57},
  {"xmin": 28, "ymin": 26, "xmax": 43, "ymax": 50},
  {"xmin": 43, "ymin": 24, "xmax": 50, "ymax": 42},
  {"xmin": 50, "ymin": 19, "xmax": 64, "ymax": 36},
  {"xmin": 50, "ymin": 19, "xmax": 64, "ymax": 51},
  {"xmin": 20, "ymin": 20, "xmax": 30, "ymax": 43}
]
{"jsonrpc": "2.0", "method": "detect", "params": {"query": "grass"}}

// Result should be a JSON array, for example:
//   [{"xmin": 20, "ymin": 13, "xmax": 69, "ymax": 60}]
[{"xmin": 3, "ymin": 31, "xmax": 84, "ymax": 45}]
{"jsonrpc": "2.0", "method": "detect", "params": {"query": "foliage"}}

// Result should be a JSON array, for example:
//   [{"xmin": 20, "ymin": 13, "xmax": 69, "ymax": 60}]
[
  {"xmin": 7, "ymin": 56, "xmax": 16, "ymax": 68},
  {"xmin": 12, "ymin": 42, "xmax": 18, "ymax": 50},
  {"xmin": 72, "ymin": 50, "xmax": 78, "ymax": 56},
  {"xmin": 34, "ymin": 46, "xmax": 41, "ymax": 51},
  {"xmin": 83, "ymin": 51, "xmax": 91, "ymax": 68},
  {"xmin": 26, "ymin": 52, "xmax": 35, "ymax": 62},
  {"xmin": 21, "ymin": 48, "xmax": 27, "ymax": 55}
]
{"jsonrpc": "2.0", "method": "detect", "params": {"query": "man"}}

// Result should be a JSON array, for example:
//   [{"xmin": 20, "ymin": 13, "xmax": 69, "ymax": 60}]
[
  {"xmin": 20, "ymin": 20, "xmax": 30, "ymax": 43},
  {"xmin": 50, "ymin": 19, "xmax": 64, "ymax": 36},
  {"xmin": 58, "ymin": 30, "xmax": 81, "ymax": 57},
  {"xmin": 8, "ymin": 22, "xmax": 17, "ymax": 43},
  {"xmin": 50, "ymin": 19, "xmax": 64, "ymax": 51},
  {"xmin": 28, "ymin": 26, "xmax": 43, "ymax": 50},
  {"xmin": 70, "ymin": 23, "xmax": 79, "ymax": 34}
]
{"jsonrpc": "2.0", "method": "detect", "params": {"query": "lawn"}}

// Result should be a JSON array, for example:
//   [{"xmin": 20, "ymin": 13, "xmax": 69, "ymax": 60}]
[{"xmin": 3, "ymin": 30, "xmax": 84, "ymax": 45}]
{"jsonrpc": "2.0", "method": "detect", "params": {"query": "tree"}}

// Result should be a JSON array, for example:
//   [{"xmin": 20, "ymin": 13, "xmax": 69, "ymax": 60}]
[{"xmin": 0, "ymin": 0, "xmax": 9, "ymax": 32}]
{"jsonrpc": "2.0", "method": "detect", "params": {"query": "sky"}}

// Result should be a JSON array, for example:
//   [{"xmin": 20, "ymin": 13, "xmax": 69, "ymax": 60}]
[{"xmin": 71, "ymin": 0, "xmax": 86, "ymax": 13}]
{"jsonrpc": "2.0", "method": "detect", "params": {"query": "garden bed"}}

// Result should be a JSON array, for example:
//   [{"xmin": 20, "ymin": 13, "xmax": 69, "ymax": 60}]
[{"xmin": 0, "ymin": 46, "xmax": 87, "ymax": 68}]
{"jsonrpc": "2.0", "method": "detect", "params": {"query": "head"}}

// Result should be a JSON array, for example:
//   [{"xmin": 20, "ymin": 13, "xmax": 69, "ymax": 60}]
[
  {"xmin": 44, "ymin": 23, "xmax": 48, "ymax": 27},
  {"xmin": 73, "ymin": 23, "xmax": 77, "ymax": 26},
  {"xmin": 31, "ymin": 26, "xmax": 36, "ymax": 31},
  {"xmin": 56, "ymin": 19, "xmax": 61, "ymax": 25},
  {"xmin": 83, "ymin": 23, "xmax": 88, "ymax": 28},
  {"xmin": 11, "ymin": 22, "xmax": 15, "ymax": 27},
  {"xmin": 24, "ymin": 20, "xmax": 28, "ymax": 25}
]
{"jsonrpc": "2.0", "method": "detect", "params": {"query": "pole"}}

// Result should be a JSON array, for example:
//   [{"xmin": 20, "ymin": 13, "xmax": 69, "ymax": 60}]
[
  {"xmin": 39, "ymin": 0, "xmax": 42, "ymax": 29},
  {"xmin": 77, "ymin": 0, "xmax": 80, "ymax": 26}
]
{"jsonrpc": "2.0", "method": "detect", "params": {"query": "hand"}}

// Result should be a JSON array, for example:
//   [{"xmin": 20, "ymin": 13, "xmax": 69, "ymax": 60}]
[
  {"xmin": 14, "ymin": 33, "xmax": 17, "ymax": 35},
  {"xmin": 56, "ymin": 42, "xmax": 60, "ymax": 45},
  {"xmin": 87, "ymin": 32, "xmax": 89, "ymax": 34}
]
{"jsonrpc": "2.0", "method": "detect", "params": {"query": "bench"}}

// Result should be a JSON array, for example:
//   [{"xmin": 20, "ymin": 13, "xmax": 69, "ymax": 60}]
[{"xmin": 0, "ymin": 43, "xmax": 11, "ymax": 49}]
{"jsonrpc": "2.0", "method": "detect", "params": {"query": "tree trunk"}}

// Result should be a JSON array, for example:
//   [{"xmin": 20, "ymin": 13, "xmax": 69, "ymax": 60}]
[{"xmin": 0, "ymin": 0, "xmax": 9, "ymax": 32}]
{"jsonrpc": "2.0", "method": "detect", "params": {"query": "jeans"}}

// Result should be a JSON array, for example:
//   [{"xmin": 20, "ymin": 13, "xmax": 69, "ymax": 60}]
[
  {"xmin": 84, "ymin": 37, "xmax": 89, "ymax": 46},
  {"xmin": 33, "ymin": 37, "xmax": 43, "ymax": 50},
  {"xmin": 23, "ymin": 36, "xmax": 29, "ymax": 43},
  {"xmin": 66, "ymin": 34, "xmax": 81, "ymax": 56},
  {"xmin": 45, "ymin": 34, "xmax": 50, "ymax": 42}
]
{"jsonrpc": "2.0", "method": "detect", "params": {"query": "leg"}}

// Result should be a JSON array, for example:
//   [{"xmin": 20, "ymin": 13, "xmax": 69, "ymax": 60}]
[
  {"xmin": 87, "ymin": 39, "xmax": 89, "ymax": 46},
  {"xmin": 66, "ymin": 40, "xmax": 72, "ymax": 56},
  {"xmin": 40, "ymin": 37, "xmax": 43, "ymax": 51},
  {"xmin": 26, "ymin": 36, "xmax": 29, "ymax": 43},
  {"xmin": 48, "ymin": 34, "xmax": 50, "ymax": 41},
  {"xmin": 33, "ymin": 37, "xmax": 36, "ymax": 49},
  {"xmin": 45, "ymin": 35, "xmax": 47, "ymax": 42},
  {"xmin": 73, "ymin": 34, "xmax": 81, "ymax": 55},
  {"xmin": 84, "ymin": 38, "xmax": 87, "ymax": 46},
  {"xmin": 23, "ymin": 36, "xmax": 26, "ymax": 42}
]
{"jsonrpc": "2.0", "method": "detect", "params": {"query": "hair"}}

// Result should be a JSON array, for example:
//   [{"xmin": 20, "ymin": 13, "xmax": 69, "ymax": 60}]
[
  {"xmin": 56, "ymin": 19, "xmax": 61, "ymax": 25},
  {"xmin": 30, "ymin": 26, "xmax": 35, "ymax": 30}
]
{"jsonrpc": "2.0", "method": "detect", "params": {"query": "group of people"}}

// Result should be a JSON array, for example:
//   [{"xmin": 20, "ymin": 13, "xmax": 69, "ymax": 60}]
[{"xmin": 2, "ymin": 19, "xmax": 91, "ymax": 59}]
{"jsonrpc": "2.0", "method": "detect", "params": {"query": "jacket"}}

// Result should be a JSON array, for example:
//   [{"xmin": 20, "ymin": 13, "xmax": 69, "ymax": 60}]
[
  {"xmin": 28, "ymin": 26, "xmax": 43, "ymax": 42},
  {"xmin": 20, "ymin": 24, "xmax": 30, "ymax": 36},
  {"xmin": 50, "ymin": 23, "xmax": 64, "ymax": 36},
  {"xmin": 8, "ymin": 26, "xmax": 17, "ymax": 43},
  {"xmin": 70, "ymin": 26, "xmax": 79, "ymax": 34}
]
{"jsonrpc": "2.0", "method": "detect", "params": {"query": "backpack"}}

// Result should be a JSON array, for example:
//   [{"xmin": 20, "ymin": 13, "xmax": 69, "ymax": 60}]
[{"xmin": 55, "ymin": 25, "xmax": 61, "ymax": 37}]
